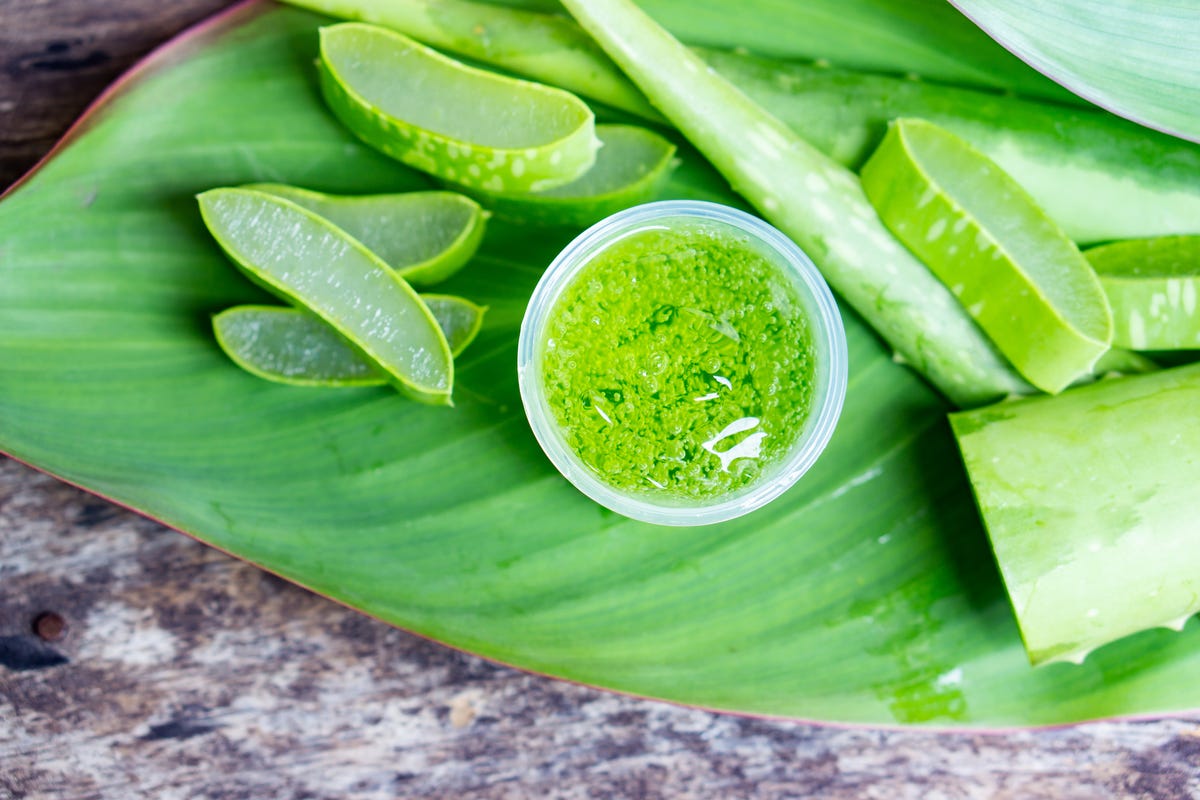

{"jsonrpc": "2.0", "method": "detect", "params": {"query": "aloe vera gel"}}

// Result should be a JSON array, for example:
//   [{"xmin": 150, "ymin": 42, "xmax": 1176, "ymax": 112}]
[{"xmin": 519, "ymin": 201, "xmax": 846, "ymax": 525}]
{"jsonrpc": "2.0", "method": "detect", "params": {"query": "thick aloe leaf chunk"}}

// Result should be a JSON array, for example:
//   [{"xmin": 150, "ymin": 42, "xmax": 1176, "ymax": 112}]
[
  {"xmin": 245, "ymin": 185, "xmax": 487, "ymax": 286},
  {"xmin": 950, "ymin": 363, "xmax": 1200, "ymax": 666},
  {"xmin": 861, "ymin": 118, "xmax": 1112, "ymax": 394},
  {"xmin": 458, "ymin": 124, "xmax": 677, "ymax": 227},
  {"xmin": 213, "ymin": 297, "xmax": 486, "ymax": 386},
  {"xmin": 317, "ymin": 22, "xmax": 599, "ymax": 193},
  {"xmin": 1086, "ymin": 236, "xmax": 1200, "ymax": 351},
  {"xmin": 197, "ymin": 187, "xmax": 454, "ymax": 405}
]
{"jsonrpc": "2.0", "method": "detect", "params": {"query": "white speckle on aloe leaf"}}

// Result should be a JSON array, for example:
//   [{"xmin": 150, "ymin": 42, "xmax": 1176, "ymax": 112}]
[
  {"xmin": 805, "ymin": 174, "xmax": 829, "ymax": 193},
  {"xmin": 489, "ymin": 151, "xmax": 506, "ymax": 168},
  {"xmin": 484, "ymin": 175, "xmax": 503, "ymax": 192},
  {"xmin": 947, "ymin": 244, "xmax": 959, "ymax": 256},
  {"xmin": 525, "ymin": 148, "xmax": 538, "ymax": 159},
  {"xmin": 1128, "ymin": 309, "xmax": 1147, "ymax": 349},
  {"xmin": 468, "ymin": 164, "xmax": 481, "ymax": 178},
  {"xmin": 952, "ymin": 217, "xmax": 969, "ymax": 234},
  {"xmin": 550, "ymin": 150, "xmax": 562, "ymax": 166},
  {"xmin": 1167, "ymin": 278, "xmax": 1182, "ymax": 306},
  {"xmin": 814, "ymin": 203, "xmax": 835, "ymax": 224},
  {"xmin": 917, "ymin": 188, "xmax": 936, "ymax": 208},
  {"xmin": 1184, "ymin": 279, "xmax": 1198, "ymax": 314},
  {"xmin": 935, "ymin": 667, "xmax": 963, "ymax": 688},
  {"xmin": 1150, "ymin": 293, "xmax": 1166, "ymax": 317},
  {"xmin": 926, "ymin": 218, "xmax": 947, "ymax": 242},
  {"xmin": 511, "ymin": 158, "xmax": 526, "ymax": 178},
  {"xmin": 951, "ymin": 283, "xmax": 965, "ymax": 296},
  {"xmin": 968, "ymin": 301, "xmax": 985, "ymax": 316},
  {"xmin": 762, "ymin": 196, "xmax": 779, "ymax": 213}
]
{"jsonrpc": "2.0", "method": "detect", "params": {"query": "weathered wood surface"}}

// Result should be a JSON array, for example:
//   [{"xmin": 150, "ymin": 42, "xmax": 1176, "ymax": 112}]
[{"xmin": 1, "ymin": 1, "xmax": 1199, "ymax": 797}]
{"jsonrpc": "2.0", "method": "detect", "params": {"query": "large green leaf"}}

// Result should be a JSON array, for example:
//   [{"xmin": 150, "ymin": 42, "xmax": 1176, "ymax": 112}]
[
  {"xmin": 2, "ymin": 2, "xmax": 1198, "ymax": 726},
  {"xmin": 950, "ymin": 0, "xmax": 1200, "ymax": 143}
]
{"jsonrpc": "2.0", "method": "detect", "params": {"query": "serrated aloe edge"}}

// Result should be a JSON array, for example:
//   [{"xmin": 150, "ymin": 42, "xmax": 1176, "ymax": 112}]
[{"xmin": 557, "ymin": 0, "xmax": 1030, "ymax": 408}]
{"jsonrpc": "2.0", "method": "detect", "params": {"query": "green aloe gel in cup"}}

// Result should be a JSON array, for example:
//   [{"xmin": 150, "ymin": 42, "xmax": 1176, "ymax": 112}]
[{"xmin": 519, "ymin": 201, "xmax": 847, "ymax": 526}]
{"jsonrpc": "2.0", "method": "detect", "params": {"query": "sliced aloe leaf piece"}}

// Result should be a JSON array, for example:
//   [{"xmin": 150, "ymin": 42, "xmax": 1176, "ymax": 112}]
[
  {"xmin": 197, "ymin": 187, "xmax": 454, "ymax": 405},
  {"xmin": 457, "ymin": 124, "xmax": 677, "ymax": 227},
  {"xmin": 950, "ymin": 362, "xmax": 1200, "ymax": 666},
  {"xmin": 213, "ymin": 297, "xmax": 486, "ymax": 386},
  {"xmin": 1086, "ymin": 236, "xmax": 1200, "ymax": 351},
  {"xmin": 861, "ymin": 118, "xmax": 1112, "ymax": 394},
  {"xmin": 245, "ymin": 185, "xmax": 487, "ymax": 286},
  {"xmin": 279, "ymin": 0, "xmax": 661, "ymax": 121},
  {"xmin": 317, "ymin": 22, "xmax": 598, "ymax": 193}
]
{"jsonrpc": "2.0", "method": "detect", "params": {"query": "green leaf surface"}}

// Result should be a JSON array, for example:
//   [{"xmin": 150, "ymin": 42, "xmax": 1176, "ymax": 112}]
[
  {"xmin": 950, "ymin": 0, "xmax": 1200, "ymax": 143},
  {"xmin": 1087, "ymin": 236, "xmax": 1200, "ymax": 351},
  {"xmin": 2, "ymin": 1, "xmax": 1199, "ymax": 726}
]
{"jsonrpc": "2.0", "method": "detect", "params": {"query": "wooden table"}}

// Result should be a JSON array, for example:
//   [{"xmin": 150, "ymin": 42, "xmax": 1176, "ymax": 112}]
[{"xmin": 2, "ymin": 2, "xmax": 1197, "ymax": 796}]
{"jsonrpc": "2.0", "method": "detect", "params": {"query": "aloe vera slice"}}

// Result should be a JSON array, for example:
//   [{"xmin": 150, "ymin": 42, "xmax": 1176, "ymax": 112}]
[
  {"xmin": 458, "ymin": 124, "xmax": 677, "ymax": 227},
  {"xmin": 558, "ymin": 0, "xmax": 1031, "ymax": 408},
  {"xmin": 1085, "ymin": 236, "xmax": 1200, "ymax": 351},
  {"xmin": 213, "ymin": 297, "xmax": 487, "ymax": 386},
  {"xmin": 950, "ymin": 362, "xmax": 1200, "ymax": 666},
  {"xmin": 245, "ymin": 185, "xmax": 487, "ymax": 286},
  {"xmin": 279, "ymin": 0, "xmax": 660, "ymax": 121},
  {"xmin": 197, "ymin": 187, "xmax": 454, "ymax": 405},
  {"xmin": 317, "ymin": 23, "xmax": 598, "ymax": 193},
  {"xmin": 861, "ymin": 118, "xmax": 1112, "ymax": 394}
]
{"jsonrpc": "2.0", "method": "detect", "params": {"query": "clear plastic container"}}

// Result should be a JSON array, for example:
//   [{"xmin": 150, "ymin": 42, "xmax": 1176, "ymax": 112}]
[{"xmin": 518, "ymin": 200, "xmax": 847, "ymax": 526}]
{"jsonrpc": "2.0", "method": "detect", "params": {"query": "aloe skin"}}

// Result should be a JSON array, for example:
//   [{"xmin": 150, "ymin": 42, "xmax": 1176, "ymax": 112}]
[
  {"xmin": 245, "ymin": 185, "xmax": 487, "ymax": 286},
  {"xmin": 1086, "ymin": 236, "xmax": 1200, "ymax": 351},
  {"xmin": 459, "ymin": 124, "xmax": 678, "ymax": 227},
  {"xmin": 318, "ymin": 23, "xmax": 599, "ymax": 193},
  {"xmin": 214, "ymin": 297, "xmax": 486, "ymax": 386},
  {"xmin": 861, "ymin": 119, "xmax": 1112, "ymax": 394},
  {"xmin": 557, "ymin": 0, "xmax": 1030, "ymax": 407},
  {"xmin": 950, "ymin": 363, "xmax": 1200, "ymax": 666},
  {"xmin": 198, "ymin": 188, "xmax": 454, "ymax": 405}
]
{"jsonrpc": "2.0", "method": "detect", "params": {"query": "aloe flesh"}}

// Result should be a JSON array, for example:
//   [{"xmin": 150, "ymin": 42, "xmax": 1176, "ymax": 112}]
[
  {"xmin": 279, "ymin": 0, "xmax": 661, "ymax": 121},
  {"xmin": 246, "ymin": 185, "xmax": 487, "ymax": 286},
  {"xmin": 458, "ymin": 124, "xmax": 677, "ymax": 227},
  {"xmin": 318, "ymin": 23, "xmax": 599, "ymax": 193},
  {"xmin": 213, "ymin": 298, "xmax": 486, "ymax": 386},
  {"xmin": 557, "ymin": 0, "xmax": 1030, "ymax": 408},
  {"xmin": 861, "ymin": 119, "xmax": 1112, "ymax": 394},
  {"xmin": 197, "ymin": 188, "xmax": 454, "ymax": 405},
  {"xmin": 950, "ymin": 363, "xmax": 1200, "ymax": 666},
  {"xmin": 1086, "ymin": 236, "xmax": 1200, "ymax": 351}
]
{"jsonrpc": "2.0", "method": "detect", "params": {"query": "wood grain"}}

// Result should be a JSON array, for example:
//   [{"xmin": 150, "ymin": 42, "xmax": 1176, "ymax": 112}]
[{"xmin": 1, "ymin": 1, "xmax": 1198, "ymax": 797}]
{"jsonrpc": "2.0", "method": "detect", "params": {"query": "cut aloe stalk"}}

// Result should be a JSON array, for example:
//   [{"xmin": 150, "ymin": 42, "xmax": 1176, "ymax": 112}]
[
  {"xmin": 245, "ymin": 185, "xmax": 487, "ymax": 286},
  {"xmin": 861, "ymin": 119, "xmax": 1112, "ymax": 394},
  {"xmin": 318, "ymin": 23, "xmax": 599, "ymax": 193},
  {"xmin": 279, "ymin": 0, "xmax": 661, "ymax": 121},
  {"xmin": 1086, "ymin": 236, "xmax": 1200, "ymax": 351},
  {"xmin": 213, "ymin": 297, "xmax": 487, "ymax": 387},
  {"xmin": 558, "ymin": 0, "xmax": 1031, "ymax": 408},
  {"xmin": 457, "ymin": 124, "xmax": 677, "ymax": 227},
  {"xmin": 950, "ymin": 362, "xmax": 1200, "ymax": 666},
  {"xmin": 197, "ymin": 187, "xmax": 454, "ymax": 405}
]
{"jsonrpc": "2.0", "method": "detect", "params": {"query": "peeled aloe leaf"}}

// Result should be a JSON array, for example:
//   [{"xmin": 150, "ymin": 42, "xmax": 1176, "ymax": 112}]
[
  {"xmin": 246, "ymin": 185, "xmax": 487, "ymax": 286},
  {"xmin": 700, "ymin": 48, "xmax": 1200, "ymax": 246},
  {"xmin": 318, "ymin": 22, "xmax": 599, "ymax": 193},
  {"xmin": 861, "ymin": 119, "xmax": 1112, "ymax": 394},
  {"xmin": 950, "ymin": 363, "xmax": 1200, "ymax": 666},
  {"xmin": 198, "ymin": 187, "xmax": 455, "ymax": 404},
  {"xmin": 5, "ymin": 1, "xmax": 1200, "ymax": 727},
  {"xmin": 1086, "ymin": 236, "xmax": 1200, "ymax": 351},
  {"xmin": 214, "ymin": 297, "xmax": 486, "ymax": 386},
  {"xmin": 950, "ymin": 0, "xmax": 1200, "ymax": 143},
  {"xmin": 279, "ymin": 0, "xmax": 661, "ymax": 121},
  {"xmin": 457, "ymin": 124, "xmax": 677, "ymax": 227}
]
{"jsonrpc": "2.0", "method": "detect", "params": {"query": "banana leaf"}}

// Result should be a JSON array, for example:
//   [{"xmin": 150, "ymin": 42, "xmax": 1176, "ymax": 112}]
[
  {"xmin": 2, "ymin": 1, "xmax": 1198, "ymax": 727},
  {"xmin": 950, "ymin": 0, "xmax": 1200, "ymax": 143}
]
